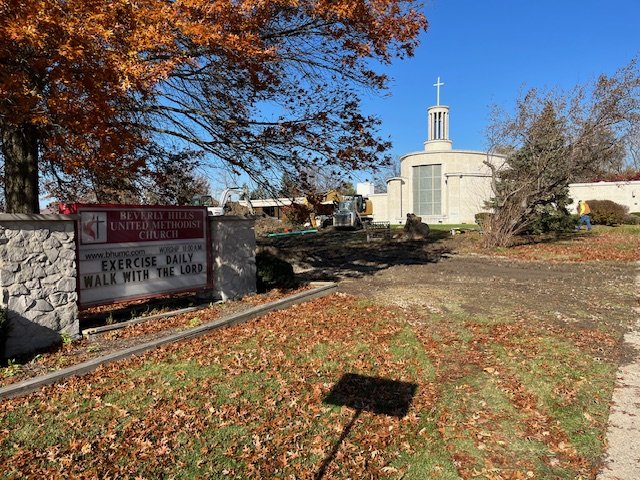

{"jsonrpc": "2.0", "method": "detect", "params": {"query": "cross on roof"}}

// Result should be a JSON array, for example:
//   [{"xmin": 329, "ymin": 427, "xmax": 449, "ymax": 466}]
[{"xmin": 433, "ymin": 77, "xmax": 444, "ymax": 105}]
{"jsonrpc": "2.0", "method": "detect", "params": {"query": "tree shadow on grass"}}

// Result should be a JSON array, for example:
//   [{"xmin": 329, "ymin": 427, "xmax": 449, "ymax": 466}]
[{"xmin": 316, "ymin": 373, "xmax": 418, "ymax": 479}]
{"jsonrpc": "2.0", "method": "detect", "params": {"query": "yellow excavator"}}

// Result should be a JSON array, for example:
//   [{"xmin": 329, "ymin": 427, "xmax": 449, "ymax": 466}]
[{"xmin": 306, "ymin": 190, "xmax": 373, "ymax": 229}]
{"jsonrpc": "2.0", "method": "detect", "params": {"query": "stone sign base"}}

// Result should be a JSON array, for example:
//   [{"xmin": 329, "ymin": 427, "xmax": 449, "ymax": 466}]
[
  {"xmin": 0, "ymin": 213, "xmax": 257, "ymax": 359},
  {"xmin": 0, "ymin": 214, "xmax": 79, "ymax": 358}
]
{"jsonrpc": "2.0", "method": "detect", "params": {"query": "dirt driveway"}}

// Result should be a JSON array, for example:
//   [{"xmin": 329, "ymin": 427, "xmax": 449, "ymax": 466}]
[{"xmin": 259, "ymin": 228, "xmax": 638, "ymax": 354}]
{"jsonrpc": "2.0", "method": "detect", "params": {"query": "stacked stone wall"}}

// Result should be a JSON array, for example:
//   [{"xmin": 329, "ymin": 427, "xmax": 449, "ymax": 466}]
[
  {"xmin": 0, "ymin": 213, "xmax": 256, "ymax": 358},
  {"xmin": 0, "ymin": 214, "xmax": 79, "ymax": 358}
]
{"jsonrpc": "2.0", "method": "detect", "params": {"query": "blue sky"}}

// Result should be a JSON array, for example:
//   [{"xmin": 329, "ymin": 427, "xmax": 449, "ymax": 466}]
[
  {"xmin": 205, "ymin": 0, "xmax": 639, "ymax": 196},
  {"xmin": 351, "ymin": 0, "xmax": 639, "ymax": 184}
]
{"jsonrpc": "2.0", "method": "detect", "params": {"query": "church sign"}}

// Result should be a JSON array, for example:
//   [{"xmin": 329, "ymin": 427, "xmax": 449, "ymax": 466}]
[{"xmin": 71, "ymin": 204, "xmax": 210, "ymax": 307}]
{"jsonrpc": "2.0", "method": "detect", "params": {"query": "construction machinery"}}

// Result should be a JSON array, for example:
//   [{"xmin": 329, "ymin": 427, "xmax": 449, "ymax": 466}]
[
  {"xmin": 333, "ymin": 194, "xmax": 373, "ymax": 229},
  {"xmin": 191, "ymin": 187, "xmax": 254, "ymax": 216}
]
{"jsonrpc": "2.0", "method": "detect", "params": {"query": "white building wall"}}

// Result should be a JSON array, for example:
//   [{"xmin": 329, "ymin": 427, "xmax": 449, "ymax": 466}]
[
  {"xmin": 357, "ymin": 182, "xmax": 376, "ymax": 196},
  {"xmin": 370, "ymin": 178, "xmax": 640, "ymax": 225},
  {"xmin": 368, "ymin": 193, "xmax": 389, "ymax": 222},
  {"xmin": 459, "ymin": 175, "xmax": 493, "ymax": 223},
  {"xmin": 386, "ymin": 178, "xmax": 409, "ymax": 224},
  {"xmin": 446, "ymin": 175, "xmax": 461, "ymax": 223},
  {"xmin": 442, "ymin": 174, "xmax": 492, "ymax": 224},
  {"xmin": 568, "ymin": 181, "xmax": 640, "ymax": 213}
]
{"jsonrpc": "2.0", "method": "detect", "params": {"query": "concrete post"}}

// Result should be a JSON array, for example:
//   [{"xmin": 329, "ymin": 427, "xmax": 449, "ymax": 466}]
[{"xmin": 209, "ymin": 216, "xmax": 257, "ymax": 301}]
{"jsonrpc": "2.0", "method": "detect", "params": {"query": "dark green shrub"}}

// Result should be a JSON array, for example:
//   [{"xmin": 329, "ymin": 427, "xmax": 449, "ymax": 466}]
[
  {"xmin": 631, "ymin": 212, "xmax": 640, "ymax": 217},
  {"xmin": 256, "ymin": 252, "xmax": 295, "ymax": 293},
  {"xmin": 524, "ymin": 205, "xmax": 575, "ymax": 235},
  {"xmin": 623, "ymin": 214, "xmax": 640, "ymax": 225},
  {"xmin": 587, "ymin": 199, "xmax": 628, "ymax": 226}
]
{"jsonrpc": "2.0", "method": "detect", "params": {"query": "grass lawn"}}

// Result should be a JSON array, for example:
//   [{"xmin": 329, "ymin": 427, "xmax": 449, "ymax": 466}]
[
  {"xmin": 1, "ymin": 294, "xmax": 618, "ymax": 479},
  {"xmin": 484, "ymin": 225, "xmax": 640, "ymax": 263},
  {"xmin": 2, "ymin": 224, "xmax": 637, "ymax": 478}
]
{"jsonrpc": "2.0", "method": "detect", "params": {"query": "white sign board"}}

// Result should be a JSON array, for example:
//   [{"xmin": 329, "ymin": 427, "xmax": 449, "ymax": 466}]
[{"xmin": 74, "ymin": 205, "xmax": 209, "ymax": 307}]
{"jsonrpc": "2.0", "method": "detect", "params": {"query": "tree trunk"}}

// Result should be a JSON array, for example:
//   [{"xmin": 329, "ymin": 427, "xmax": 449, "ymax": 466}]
[{"xmin": 1, "ymin": 123, "xmax": 40, "ymax": 214}]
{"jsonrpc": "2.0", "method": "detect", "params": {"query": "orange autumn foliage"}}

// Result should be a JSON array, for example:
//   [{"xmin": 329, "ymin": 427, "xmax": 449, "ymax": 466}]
[{"xmin": 1, "ymin": 0, "xmax": 426, "ymax": 211}]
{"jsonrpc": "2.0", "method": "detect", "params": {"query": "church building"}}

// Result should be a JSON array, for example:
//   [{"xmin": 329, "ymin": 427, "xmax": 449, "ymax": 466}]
[
  {"xmin": 242, "ymin": 78, "xmax": 638, "ymax": 225},
  {"xmin": 369, "ymin": 78, "xmax": 639, "ymax": 224},
  {"xmin": 368, "ymin": 78, "xmax": 505, "ymax": 224}
]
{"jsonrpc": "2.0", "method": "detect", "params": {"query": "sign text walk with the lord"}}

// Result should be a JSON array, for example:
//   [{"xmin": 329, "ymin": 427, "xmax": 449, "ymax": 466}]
[{"xmin": 72, "ymin": 205, "xmax": 210, "ymax": 307}]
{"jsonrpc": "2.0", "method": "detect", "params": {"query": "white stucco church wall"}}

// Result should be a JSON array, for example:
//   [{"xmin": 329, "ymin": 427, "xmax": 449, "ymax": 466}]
[
  {"xmin": 397, "ymin": 149, "xmax": 503, "ymax": 224},
  {"xmin": 568, "ymin": 181, "xmax": 640, "ymax": 213},
  {"xmin": 372, "ymin": 78, "xmax": 639, "ymax": 224}
]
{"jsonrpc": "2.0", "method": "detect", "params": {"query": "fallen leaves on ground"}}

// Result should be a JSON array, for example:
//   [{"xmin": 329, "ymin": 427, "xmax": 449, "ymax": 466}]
[
  {"xmin": 0, "ymin": 287, "xmax": 309, "ymax": 388},
  {"xmin": 0, "ymin": 294, "xmax": 619, "ymax": 479},
  {"xmin": 475, "ymin": 230, "xmax": 640, "ymax": 263}
]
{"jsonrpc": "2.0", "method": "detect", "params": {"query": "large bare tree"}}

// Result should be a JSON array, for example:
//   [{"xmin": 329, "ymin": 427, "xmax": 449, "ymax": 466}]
[
  {"xmin": 43, "ymin": 146, "xmax": 210, "ymax": 205},
  {"xmin": 483, "ymin": 58, "xmax": 640, "ymax": 247}
]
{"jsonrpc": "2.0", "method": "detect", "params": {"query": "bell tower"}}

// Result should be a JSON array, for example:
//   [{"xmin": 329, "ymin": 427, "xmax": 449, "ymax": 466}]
[{"xmin": 424, "ymin": 77, "xmax": 452, "ymax": 151}]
